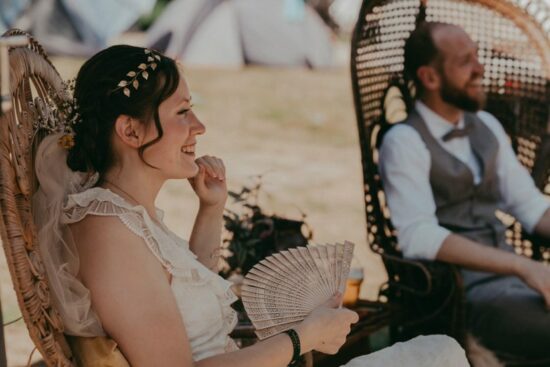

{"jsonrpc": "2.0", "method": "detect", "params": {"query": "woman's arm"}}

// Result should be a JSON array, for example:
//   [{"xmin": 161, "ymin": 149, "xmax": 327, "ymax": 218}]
[
  {"xmin": 189, "ymin": 204, "xmax": 224, "ymax": 271},
  {"xmin": 197, "ymin": 294, "xmax": 359, "ymax": 367},
  {"xmin": 71, "ymin": 216, "xmax": 194, "ymax": 367},
  {"xmin": 72, "ymin": 216, "xmax": 358, "ymax": 367},
  {"xmin": 188, "ymin": 156, "xmax": 227, "ymax": 270}
]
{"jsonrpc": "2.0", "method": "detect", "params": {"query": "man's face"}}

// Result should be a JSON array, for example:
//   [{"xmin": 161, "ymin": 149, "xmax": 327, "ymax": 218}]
[{"xmin": 433, "ymin": 26, "xmax": 486, "ymax": 111}]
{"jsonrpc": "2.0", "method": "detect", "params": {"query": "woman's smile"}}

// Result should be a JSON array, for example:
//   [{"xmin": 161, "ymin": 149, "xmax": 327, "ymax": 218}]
[{"xmin": 181, "ymin": 143, "xmax": 196, "ymax": 161}]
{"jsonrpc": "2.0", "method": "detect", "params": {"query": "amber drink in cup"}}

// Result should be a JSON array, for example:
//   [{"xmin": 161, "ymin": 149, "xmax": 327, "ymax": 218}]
[{"xmin": 343, "ymin": 267, "xmax": 364, "ymax": 307}]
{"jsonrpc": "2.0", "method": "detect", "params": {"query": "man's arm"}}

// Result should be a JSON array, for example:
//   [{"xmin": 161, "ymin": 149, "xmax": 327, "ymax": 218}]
[
  {"xmin": 478, "ymin": 111, "xmax": 550, "ymax": 235},
  {"xmin": 436, "ymin": 234, "xmax": 520, "ymax": 274},
  {"xmin": 380, "ymin": 116, "xmax": 550, "ymax": 307},
  {"xmin": 437, "ymin": 232, "xmax": 550, "ymax": 308},
  {"xmin": 378, "ymin": 124, "xmax": 451, "ymax": 260}
]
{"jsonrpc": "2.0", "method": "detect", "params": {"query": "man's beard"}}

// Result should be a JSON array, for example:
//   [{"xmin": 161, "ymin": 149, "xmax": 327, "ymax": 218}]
[{"xmin": 440, "ymin": 73, "xmax": 486, "ymax": 112}]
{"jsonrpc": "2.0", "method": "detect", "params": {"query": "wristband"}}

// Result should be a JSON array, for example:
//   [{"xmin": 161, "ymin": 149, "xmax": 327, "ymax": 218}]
[{"xmin": 284, "ymin": 329, "xmax": 301, "ymax": 366}]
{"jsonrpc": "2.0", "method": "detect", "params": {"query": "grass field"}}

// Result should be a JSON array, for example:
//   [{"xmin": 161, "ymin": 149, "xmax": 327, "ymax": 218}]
[{"xmin": 0, "ymin": 58, "xmax": 386, "ymax": 366}]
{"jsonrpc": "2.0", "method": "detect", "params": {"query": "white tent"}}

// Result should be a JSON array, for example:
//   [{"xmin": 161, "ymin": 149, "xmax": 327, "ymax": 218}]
[
  {"xmin": 147, "ymin": 0, "xmax": 334, "ymax": 68},
  {"xmin": 7, "ymin": 0, "xmax": 155, "ymax": 56}
]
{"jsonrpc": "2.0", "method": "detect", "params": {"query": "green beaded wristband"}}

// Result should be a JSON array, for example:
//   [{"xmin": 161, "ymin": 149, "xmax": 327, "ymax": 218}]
[{"xmin": 284, "ymin": 329, "xmax": 301, "ymax": 366}]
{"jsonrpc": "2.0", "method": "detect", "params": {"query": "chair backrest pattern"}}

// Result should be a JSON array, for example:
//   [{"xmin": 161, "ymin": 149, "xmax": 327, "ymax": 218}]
[
  {"xmin": 351, "ymin": 0, "xmax": 550, "ymax": 285},
  {"xmin": 0, "ymin": 30, "xmax": 74, "ymax": 367}
]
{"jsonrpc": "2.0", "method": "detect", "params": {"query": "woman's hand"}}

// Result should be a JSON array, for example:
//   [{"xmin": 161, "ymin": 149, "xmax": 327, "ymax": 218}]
[
  {"xmin": 188, "ymin": 155, "xmax": 227, "ymax": 208},
  {"xmin": 294, "ymin": 293, "xmax": 359, "ymax": 355}
]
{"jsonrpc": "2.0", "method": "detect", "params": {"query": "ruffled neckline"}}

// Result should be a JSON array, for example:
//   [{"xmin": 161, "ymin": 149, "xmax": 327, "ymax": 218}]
[{"xmin": 65, "ymin": 186, "xmax": 166, "ymax": 222}]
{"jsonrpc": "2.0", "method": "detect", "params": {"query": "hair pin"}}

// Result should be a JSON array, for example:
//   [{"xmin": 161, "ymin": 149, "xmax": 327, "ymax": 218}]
[{"xmin": 114, "ymin": 49, "xmax": 161, "ymax": 97}]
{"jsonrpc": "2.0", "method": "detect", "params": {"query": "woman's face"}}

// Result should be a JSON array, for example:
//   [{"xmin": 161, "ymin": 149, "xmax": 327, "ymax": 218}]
[{"xmin": 141, "ymin": 76, "xmax": 205, "ymax": 179}]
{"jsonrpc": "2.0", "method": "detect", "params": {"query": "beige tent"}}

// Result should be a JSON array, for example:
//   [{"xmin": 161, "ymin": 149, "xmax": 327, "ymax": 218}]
[{"xmin": 147, "ymin": 0, "xmax": 334, "ymax": 68}]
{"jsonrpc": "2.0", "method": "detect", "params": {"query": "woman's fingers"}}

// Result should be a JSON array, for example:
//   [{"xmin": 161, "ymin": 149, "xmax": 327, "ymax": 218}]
[
  {"xmin": 323, "ymin": 292, "xmax": 343, "ymax": 309},
  {"xmin": 196, "ymin": 156, "xmax": 225, "ymax": 180},
  {"xmin": 216, "ymin": 157, "xmax": 226, "ymax": 178},
  {"xmin": 345, "ymin": 309, "xmax": 359, "ymax": 324},
  {"xmin": 196, "ymin": 158, "xmax": 216, "ymax": 178}
]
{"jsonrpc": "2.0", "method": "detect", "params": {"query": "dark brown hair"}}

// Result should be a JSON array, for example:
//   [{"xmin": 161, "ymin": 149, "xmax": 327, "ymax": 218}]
[
  {"xmin": 67, "ymin": 45, "xmax": 180, "ymax": 175},
  {"xmin": 404, "ymin": 22, "xmax": 448, "ymax": 95}
]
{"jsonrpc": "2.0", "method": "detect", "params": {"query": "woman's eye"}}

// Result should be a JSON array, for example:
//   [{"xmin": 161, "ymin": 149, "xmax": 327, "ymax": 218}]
[{"xmin": 178, "ymin": 104, "xmax": 194, "ymax": 116}]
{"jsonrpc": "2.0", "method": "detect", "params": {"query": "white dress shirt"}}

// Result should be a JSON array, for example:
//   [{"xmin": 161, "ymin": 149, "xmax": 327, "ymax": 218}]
[{"xmin": 379, "ymin": 101, "xmax": 550, "ymax": 260}]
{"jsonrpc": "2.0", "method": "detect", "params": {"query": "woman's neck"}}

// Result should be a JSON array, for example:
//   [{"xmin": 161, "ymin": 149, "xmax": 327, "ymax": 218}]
[{"xmin": 101, "ymin": 166, "xmax": 164, "ymax": 221}]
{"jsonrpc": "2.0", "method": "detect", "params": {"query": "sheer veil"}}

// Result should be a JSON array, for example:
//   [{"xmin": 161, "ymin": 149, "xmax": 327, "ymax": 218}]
[{"xmin": 32, "ymin": 133, "xmax": 104, "ymax": 336}]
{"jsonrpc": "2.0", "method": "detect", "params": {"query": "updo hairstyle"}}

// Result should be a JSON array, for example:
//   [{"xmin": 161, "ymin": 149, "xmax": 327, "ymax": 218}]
[{"xmin": 67, "ymin": 45, "xmax": 180, "ymax": 175}]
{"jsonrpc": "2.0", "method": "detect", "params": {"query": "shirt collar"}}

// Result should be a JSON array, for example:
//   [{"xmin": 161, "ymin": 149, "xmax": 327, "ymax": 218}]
[{"xmin": 415, "ymin": 101, "xmax": 465, "ymax": 140}]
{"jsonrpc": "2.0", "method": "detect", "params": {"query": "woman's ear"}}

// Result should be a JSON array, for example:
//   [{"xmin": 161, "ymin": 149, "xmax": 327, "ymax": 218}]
[
  {"xmin": 113, "ymin": 115, "xmax": 142, "ymax": 148},
  {"xmin": 417, "ymin": 65, "xmax": 441, "ymax": 92}
]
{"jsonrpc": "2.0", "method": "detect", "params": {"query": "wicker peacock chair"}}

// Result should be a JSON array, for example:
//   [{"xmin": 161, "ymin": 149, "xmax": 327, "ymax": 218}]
[
  {"xmin": 0, "ymin": 29, "xmax": 133, "ymax": 367},
  {"xmin": 0, "ymin": 29, "xmax": 77, "ymax": 366},
  {"xmin": 350, "ymin": 0, "xmax": 550, "ymax": 357}
]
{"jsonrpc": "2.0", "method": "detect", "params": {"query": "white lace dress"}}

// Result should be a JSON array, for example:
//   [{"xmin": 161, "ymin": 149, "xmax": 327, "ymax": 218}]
[
  {"xmin": 62, "ymin": 187, "xmax": 238, "ymax": 361},
  {"xmin": 61, "ymin": 187, "xmax": 469, "ymax": 366}
]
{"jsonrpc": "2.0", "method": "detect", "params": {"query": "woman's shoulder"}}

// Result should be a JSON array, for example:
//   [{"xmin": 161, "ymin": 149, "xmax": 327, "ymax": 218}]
[
  {"xmin": 64, "ymin": 187, "xmax": 148, "ymax": 259},
  {"xmin": 65, "ymin": 186, "xmax": 177, "ymax": 271},
  {"xmin": 63, "ymin": 187, "xmax": 133, "ymax": 220},
  {"xmin": 63, "ymin": 186, "xmax": 152, "ymax": 234},
  {"xmin": 68, "ymin": 202, "xmax": 173, "ymax": 287},
  {"xmin": 69, "ymin": 213, "xmax": 139, "ymax": 252}
]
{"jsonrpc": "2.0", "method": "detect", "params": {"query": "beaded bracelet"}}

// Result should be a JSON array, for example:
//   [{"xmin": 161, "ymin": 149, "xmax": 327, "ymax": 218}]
[{"xmin": 284, "ymin": 329, "xmax": 301, "ymax": 366}]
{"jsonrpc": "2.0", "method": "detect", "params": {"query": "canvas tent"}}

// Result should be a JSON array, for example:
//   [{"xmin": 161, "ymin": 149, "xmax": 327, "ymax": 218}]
[
  {"xmin": 4, "ymin": 0, "xmax": 155, "ymax": 56},
  {"xmin": 0, "ymin": 0, "xmax": 29, "ymax": 33},
  {"xmin": 329, "ymin": 0, "xmax": 362, "ymax": 33},
  {"xmin": 147, "ymin": 0, "xmax": 334, "ymax": 68}
]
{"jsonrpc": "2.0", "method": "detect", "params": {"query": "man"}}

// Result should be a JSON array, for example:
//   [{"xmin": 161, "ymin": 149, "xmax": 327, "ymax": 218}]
[{"xmin": 379, "ymin": 22, "xmax": 550, "ymax": 360}]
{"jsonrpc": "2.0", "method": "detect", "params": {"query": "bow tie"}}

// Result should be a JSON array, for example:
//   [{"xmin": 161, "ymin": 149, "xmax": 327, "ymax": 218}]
[{"xmin": 442, "ymin": 124, "xmax": 473, "ymax": 142}]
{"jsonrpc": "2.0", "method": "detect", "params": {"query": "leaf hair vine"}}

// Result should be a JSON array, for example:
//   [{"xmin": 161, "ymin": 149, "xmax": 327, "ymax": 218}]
[{"xmin": 113, "ymin": 49, "xmax": 162, "ymax": 97}]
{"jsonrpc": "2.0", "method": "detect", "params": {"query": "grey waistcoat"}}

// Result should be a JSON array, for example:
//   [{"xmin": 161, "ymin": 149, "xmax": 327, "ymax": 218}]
[{"xmin": 405, "ymin": 110, "xmax": 511, "ymax": 288}]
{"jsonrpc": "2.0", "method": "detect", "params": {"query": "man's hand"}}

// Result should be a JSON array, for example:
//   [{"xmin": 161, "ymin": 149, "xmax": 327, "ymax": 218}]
[{"xmin": 514, "ymin": 257, "xmax": 550, "ymax": 309}]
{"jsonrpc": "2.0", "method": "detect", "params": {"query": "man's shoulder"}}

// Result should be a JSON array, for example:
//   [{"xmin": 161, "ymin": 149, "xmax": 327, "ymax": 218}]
[
  {"xmin": 379, "ymin": 122, "xmax": 427, "ymax": 161},
  {"xmin": 475, "ymin": 110, "xmax": 499, "ymax": 125},
  {"xmin": 382, "ymin": 121, "xmax": 423, "ymax": 146},
  {"xmin": 475, "ymin": 110, "xmax": 508, "ymax": 141}
]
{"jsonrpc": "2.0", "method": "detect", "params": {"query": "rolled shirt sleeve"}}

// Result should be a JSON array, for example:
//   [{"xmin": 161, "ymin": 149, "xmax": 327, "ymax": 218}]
[
  {"xmin": 477, "ymin": 111, "xmax": 550, "ymax": 233},
  {"xmin": 379, "ymin": 125, "xmax": 451, "ymax": 260}
]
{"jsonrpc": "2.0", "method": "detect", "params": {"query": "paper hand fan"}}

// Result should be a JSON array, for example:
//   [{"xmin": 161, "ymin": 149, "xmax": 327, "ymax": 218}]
[{"xmin": 241, "ymin": 241, "xmax": 355, "ymax": 339}]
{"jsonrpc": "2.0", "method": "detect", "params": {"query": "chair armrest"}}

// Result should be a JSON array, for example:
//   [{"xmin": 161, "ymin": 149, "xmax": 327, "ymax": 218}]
[
  {"xmin": 382, "ymin": 253, "xmax": 462, "ymax": 297},
  {"xmin": 381, "ymin": 253, "xmax": 434, "ymax": 296}
]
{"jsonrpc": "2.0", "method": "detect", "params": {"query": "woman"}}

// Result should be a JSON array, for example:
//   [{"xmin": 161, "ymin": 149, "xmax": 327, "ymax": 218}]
[{"xmin": 33, "ymin": 45, "xmax": 469, "ymax": 366}]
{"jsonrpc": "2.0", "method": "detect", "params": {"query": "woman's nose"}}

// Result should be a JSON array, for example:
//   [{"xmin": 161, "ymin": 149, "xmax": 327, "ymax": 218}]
[{"xmin": 192, "ymin": 117, "xmax": 206, "ymax": 135}]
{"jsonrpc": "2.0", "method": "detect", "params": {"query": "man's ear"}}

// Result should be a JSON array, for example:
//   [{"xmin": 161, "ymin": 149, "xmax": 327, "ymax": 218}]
[
  {"xmin": 416, "ymin": 65, "xmax": 441, "ymax": 92},
  {"xmin": 113, "ymin": 115, "xmax": 142, "ymax": 148}
]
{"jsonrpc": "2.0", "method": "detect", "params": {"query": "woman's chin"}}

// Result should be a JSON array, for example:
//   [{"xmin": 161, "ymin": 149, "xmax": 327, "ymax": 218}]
[
  {"xmin": 167, "ymin": 165, "xmax": 199, "ymax": 180},
  {"xmin": 185, "ymin": 164, "xmax": 200, "ymax": 179}
]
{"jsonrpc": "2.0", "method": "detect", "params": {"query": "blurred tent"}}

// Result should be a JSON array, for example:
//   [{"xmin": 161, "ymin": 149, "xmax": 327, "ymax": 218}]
[
  {"xmin": 147, "ymin": 0, "xmax": 334, "ymax": 68},
  {"xmin": 0, "ymin": 0, "xmax": 30, "ymax": 32},
  {"xmin": 306, "ymin": 0, "xmax": 338, "ymax": 31},
  {"xmin": 4, "ymin": 0, "xmax": 155, "ymax": 56},
  {"xmin": 329, "ymin": 0, "xmax": 362, "ymax": 33}
]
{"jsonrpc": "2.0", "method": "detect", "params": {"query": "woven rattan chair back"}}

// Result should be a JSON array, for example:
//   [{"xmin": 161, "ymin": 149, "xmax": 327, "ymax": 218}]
[
  {"xmin": 351, "ymin": 0, "xmax": 550, "ymax": 343},
  {"xmin": 0, "ymin": 29, "xmax": 75, "ymax": 367}
]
